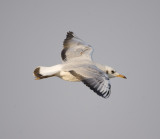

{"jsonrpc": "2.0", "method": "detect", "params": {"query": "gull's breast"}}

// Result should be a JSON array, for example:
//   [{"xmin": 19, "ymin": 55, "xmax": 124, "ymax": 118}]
[{"xmin": 59, "ymin": 71, "xmax": 80, "ymax": 82}]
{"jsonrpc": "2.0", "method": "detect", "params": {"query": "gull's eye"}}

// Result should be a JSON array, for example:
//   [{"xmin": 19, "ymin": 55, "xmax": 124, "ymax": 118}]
[{"xmin": 111, "ymin": 70, "xmax": 115, "ymax": 74}]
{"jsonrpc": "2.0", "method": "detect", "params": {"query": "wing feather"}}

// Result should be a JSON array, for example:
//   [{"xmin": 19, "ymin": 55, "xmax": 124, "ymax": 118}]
[
  {"xmin": 69, "ymin": 66, "xmax": 111, "ymax": 98},
  {"xmin": 61, "ymin": 31, "xmax": 93, "ymax": 62}
]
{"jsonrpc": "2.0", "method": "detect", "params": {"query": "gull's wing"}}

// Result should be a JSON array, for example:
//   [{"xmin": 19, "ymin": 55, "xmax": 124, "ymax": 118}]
[
  {"xmin": 69, "ymin": 65, "xmax": 111, "ymax": 98},
  {"xmin": 61, "ymin": 31, "xmax": 94, "ymax": 62}
]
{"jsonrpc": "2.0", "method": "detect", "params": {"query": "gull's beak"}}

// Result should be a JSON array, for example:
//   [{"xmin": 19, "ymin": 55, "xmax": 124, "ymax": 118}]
[{"xmin": 116, "ymin": 74, "xmax": 127, "ymax": 79}]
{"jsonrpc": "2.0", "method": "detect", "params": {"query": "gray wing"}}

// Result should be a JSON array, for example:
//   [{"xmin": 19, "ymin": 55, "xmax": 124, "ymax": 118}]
[
  {"xmin": 61, "ymin": 31, "xmax": 94, "ymax": 62},
  {"xmin": 69, "ymin": 65, "xmax": 111, "ymax": 98}
]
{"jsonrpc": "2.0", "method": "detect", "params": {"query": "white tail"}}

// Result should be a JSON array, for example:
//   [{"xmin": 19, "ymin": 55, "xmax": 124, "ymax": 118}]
[{"xmin": 33, "ymin": 64, "xmax": 62, "ymax": 80}]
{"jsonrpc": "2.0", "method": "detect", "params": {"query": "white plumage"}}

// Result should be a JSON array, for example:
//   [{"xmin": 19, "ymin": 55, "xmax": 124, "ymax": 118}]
[{"xmin": 34, "ymin": 31, "xmax": 126, "ymax": 98}]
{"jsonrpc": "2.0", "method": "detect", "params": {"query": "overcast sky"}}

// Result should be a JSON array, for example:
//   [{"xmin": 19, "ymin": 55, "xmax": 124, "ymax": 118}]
[{"xmin": 0, "ymin": 0, "xmax": 160, "ymax": 139}]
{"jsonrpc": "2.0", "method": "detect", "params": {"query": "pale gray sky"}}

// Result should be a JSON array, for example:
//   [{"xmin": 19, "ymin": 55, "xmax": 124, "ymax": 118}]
[{"xmin": 0, "ymin": 0, "xmax": 160, "ymax": 139}]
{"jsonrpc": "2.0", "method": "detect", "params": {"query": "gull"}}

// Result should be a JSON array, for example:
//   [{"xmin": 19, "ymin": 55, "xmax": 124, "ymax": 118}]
[{"xmin": 33, "ymin": 31, "xmax": 127, "ymax": 98}]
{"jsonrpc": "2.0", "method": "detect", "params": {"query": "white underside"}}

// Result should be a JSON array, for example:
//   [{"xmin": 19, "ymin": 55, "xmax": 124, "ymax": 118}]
[
  {"xmin": 38, "ymin": 63, "xmax": 114, "ymax": 82},
  {"xmin": 59, "ymin": 71, "xmax": 80, "ymax": 82},
  {"xmin": 39, "ymin": 64, "xmax": 80, "ymax": 82}
]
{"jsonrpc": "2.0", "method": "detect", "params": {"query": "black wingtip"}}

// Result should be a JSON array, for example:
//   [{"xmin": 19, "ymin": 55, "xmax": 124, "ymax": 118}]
[
  {"xmin": 69, "ymin": 70, "xmax": 111, "ymax": 99},
  {"xmin": 63, "ymin": 31, "xmax": 74, "ymax": 46},
  {"xmin": 82, "ymin": 79, "xmax": 111, "ymax": 99},
  {"xmin": 66, "ymin": 31, "xmax": 74, "ymax": 39}
]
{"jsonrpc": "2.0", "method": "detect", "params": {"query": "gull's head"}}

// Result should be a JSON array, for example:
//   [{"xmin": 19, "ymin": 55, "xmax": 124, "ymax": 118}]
[{"xmin": 105, "ymin": 66, "xmax": 127, "ymax": 79}]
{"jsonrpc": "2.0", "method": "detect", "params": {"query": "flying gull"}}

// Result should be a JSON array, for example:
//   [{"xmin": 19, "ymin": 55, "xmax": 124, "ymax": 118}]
[{"xmin": 33, "ymin": 31, "xmax": 127, "ymax": 98}]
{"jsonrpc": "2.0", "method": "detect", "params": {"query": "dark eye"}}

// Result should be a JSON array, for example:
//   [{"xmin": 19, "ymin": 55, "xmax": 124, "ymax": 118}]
[{"xmin": 111, "ymin": 70, "xmax": 115, "ymax": 74}]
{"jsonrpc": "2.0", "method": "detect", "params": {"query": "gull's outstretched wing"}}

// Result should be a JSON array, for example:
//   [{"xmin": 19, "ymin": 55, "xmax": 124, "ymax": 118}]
[
  {"xmin": 61, "ymin": 31, "xmax": 94, "ymax": 62},
  {"xmin": 69, "ymin": 65, "xmax": 111, "ymax": 98}
]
